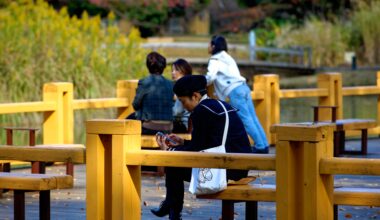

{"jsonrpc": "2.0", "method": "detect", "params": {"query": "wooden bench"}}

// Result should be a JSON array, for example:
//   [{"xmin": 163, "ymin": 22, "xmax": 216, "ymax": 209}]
[
  {"xmin": 197, "ymin": 184, "xmax": 275, "ymax": 220},
  {"xmin": 0, "ymin": 144, "xmax": 86, "ymax": 176},
  {"xmin": 197, "ymin": 184, "xmax": 380, "ymax": 220},
  {"xmin": 313, "ymin": 106, "xmax": 376, "ymax": 156},
  {"xmin": 0, "ymin": 172, "xmax": 73, "ymax": 220}
]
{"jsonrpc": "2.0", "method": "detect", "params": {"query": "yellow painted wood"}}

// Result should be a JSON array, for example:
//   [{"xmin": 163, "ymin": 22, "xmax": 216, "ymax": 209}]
[
  {"xmin": 280, "ymin": 88, "xmax": 328, "ymax": 98},
  {"xmin": 317, "ymin": 73, "xmax": 343, "ymax": 121},
  {"xmin": 141, "ymin": 134, "xmax": 191, "ymax": 149},
  {"xmin": 271, "ymin": 123, "xmax": 334, "ymax": 142},
  {"xmin": 0, "ymin": 172, "xmax": 73, "ymax": 190},
  {"xmin": 377, "ymin": 71, "xmax": 380, "ymax": 132},
  {"xmin": 253, "ymin": 74, "xmax": 280, "ymax": 144},
  {"xmin": 342, "ymin": 86, "xmax": 380, "ymax": 96},
  {"xmin": 86, "ymin": 119, "xmax": 141, "ymax": 135},
  {"xmin": 275, "ymin": 124, "xmax": 334, "ymax": 220},
  {"xmin": 86, "ymin": 120, "xmax": 141, "ymax": 220},
  {"xmin": 320, "ymin": 158, "xmax": 380, "ymax": 175},
  {"xmin": 0, "ymin": 101, "xmax": 55, "ymax": 114},
  {"xmin": 197, "ymin": 184, "xmax": 276, "ymax": 201},
  {"xmin": 124, "ymin": 133, "xmax": 141, "ymax": 220},
  {"xmin": 43, "ymin": 82, "xmax": 74, "ymax": 145},
  {"xmin": 251, "ymin": 90, "xmax": 265, "ymax": 100},
  {"xmin": 334, "ymin": 188, "xmax": 380, "ymax": 206},
  {"xmin": 0, "ymin": 145, "xmax": 85, "ymax": 163},
  {"xmin": 73, "ymin": 98, "xmax": 128, "ymax": 110},
  {"xmin": 125, "ymin": 150, "xmax": 276, "ymax": 170},
  {"xmin": 116, "ymin": 80, "xmax": 138, "ymax": 119},
  {"xmin": 86, "ymin": 133, "xmax": 105, "ymax": 220}
]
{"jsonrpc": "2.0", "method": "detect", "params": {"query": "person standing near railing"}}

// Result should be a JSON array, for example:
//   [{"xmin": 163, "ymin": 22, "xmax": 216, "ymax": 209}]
[
  {"xmin": 131, "ymin": 52, "xmax": 174, "ymax": 134},
  {"xmin": 205, "ymin": 35, "xmax": 269, "ymax": 153}
]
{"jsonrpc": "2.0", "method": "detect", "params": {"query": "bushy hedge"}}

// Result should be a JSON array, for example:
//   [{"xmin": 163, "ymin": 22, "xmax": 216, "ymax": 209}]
[
  {"xmin": 0, "ymin": 0, "xmax": 147, "ymax": 144},
  {"xmin": 0, "ymin": 0, "xmax": 146, "ymax": 102}
]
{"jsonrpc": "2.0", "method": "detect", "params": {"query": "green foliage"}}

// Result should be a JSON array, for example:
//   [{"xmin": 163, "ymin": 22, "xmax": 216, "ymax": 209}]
[
  {"xmin": 352, "ymin": 1, "xmax": 380, "ymax": 65},
  {"xmin": 276, "ymin": 18, "xmax": 348, "ymax": 67},
  {"xmin": 0, "ymin": 0, "xmax": 147, "ymax": 144}
]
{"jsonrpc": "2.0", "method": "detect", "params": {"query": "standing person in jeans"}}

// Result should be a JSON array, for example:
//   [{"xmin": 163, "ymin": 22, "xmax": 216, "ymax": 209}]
[
  {"xmin": 132, "ymin": 51, "xmax": 174, "ymax": 134},
  {"xmin": 171, "ymin": 58, "xmax": 192, "ymax": 133},
  {"xmin": 205, "ymin": 35, "xmax": 269, "ymax": 153}
]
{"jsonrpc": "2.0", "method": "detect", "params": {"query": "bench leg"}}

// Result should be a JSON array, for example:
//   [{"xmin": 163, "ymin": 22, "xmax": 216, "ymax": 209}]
[
  {"xmin": 361, "ymin": 129, "xmax": 368, "ymax": 155},
  {"xmin": 14, "ymin": 190, "xmax": 25, "ymax": 220},
  {"xmin": 66, "ymin": 162, "xmax": 74, "ymax": 176},
  {"xmin": 40, "ymin": 190, "xmax": 50, "ymax": 220},
  {"xmin": 32, "ymin": 162, "xmax": 46, "ymax": 174},
  {"xmin": 222, "ymin": 200, "xmax": 234, "ymax": 220},
  {"xmin": 246, "ymin": 201, "xmax": 257, "ymax": 220},
  {"xmin": 334, "ymin": 204, "xmax": 338, "ymax": 220}
]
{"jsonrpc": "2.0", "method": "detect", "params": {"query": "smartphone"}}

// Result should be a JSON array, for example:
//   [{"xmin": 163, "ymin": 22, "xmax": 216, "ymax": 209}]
[{"xmin": 156, "ymin": 132, "xmax": 177, "ymax": 145}]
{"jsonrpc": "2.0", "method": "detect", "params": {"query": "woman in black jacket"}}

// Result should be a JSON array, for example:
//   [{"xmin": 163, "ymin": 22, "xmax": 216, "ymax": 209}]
[{"xmin": 151, "ymin": 75, "xmax": 251, "ymax": 220}]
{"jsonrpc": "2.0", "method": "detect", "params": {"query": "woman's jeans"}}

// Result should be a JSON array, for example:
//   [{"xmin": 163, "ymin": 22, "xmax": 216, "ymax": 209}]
[{"xmin": 229, "ymin": 84, "xmax": 268, "ymax": 149}]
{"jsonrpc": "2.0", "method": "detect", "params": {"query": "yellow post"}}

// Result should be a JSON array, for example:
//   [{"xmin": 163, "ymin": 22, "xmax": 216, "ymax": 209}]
[
  {"xmin": 86, "ymin": 119, "xmax": 141, "ymax": 220},
  {"xmin": 272, "ymin": 123, "xmax": 334, "ymax": 220},
  {"xmin": 253, "ymin": 74, "xmax": 280, "ymax": 144},
  {"xmin": 116, "ymin": 80, "xmax": 138, "ymax": 119},
  {"xmin": 376, "ymin": 72, "xmax": 380, "ymax": 133},
  {"xmin": 43, "ymin": 82, "xmax": 73, "ymax": 144},
  {"xmin": 317, "ymin": 73, "xmax": 343, "ymax": 121}
]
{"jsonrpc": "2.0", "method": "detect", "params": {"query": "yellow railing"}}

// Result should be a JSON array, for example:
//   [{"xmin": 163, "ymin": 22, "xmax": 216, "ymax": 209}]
[
  {"xmin": 0, "ymin": 72, "xmax": 379, "ymax": 145},
  {"xmin": 85, "ymin": 119, "xmax": 380, "ymax": 220}
]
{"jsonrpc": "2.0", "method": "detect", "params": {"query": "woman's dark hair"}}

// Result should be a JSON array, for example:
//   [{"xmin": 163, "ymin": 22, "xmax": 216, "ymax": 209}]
[
  {"xmin": 146, "ymin": 51, "xmax": 166, "ymax": 74},
  {"xmin": 172, "ymin": 59, "xmax": 192, "ymax": 76},
  {"xmin": 210, "ymin": 35, "xmax": 228, "ymax": 55},
  {"xmin": 173, "ymin": 75, "xmax": 207, "ymax": 98}
]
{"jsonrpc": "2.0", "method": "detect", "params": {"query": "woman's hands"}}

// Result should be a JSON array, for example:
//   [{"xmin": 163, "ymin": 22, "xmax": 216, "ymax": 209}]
[{"xmin": 155, "ymin": 133, "xmax": 184, "ymax": 151}]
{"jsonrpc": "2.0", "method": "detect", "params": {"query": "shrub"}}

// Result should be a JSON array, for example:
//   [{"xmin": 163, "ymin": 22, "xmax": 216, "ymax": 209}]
[
  {"xmin": 352, "ymin": 1, "xmax": 380, "ymax": 65},
  {"xmin": 275, "ymin": 18, "xmax": 348, "ymax": 67},
  {"xmin": 0, "ymin": 0, "xmax": 147, "ymax": 144}
]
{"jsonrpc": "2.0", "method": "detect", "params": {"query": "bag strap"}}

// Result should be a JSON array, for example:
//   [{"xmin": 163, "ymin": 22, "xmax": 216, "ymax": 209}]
[{"xmin": 216, "ymin": 100, "xmax": 229, "ymax": 147}]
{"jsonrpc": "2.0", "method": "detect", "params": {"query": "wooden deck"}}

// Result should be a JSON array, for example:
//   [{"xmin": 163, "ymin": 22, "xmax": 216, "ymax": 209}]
[{"xmin": 0, "ymin": 138, "xmax": 380, "ymax": 219}]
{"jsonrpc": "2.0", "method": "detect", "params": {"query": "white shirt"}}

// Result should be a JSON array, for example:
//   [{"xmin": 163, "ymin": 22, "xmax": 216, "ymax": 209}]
[{"xmin": 205, "ymin": 51, "xmax": 246, "ymax": 100}]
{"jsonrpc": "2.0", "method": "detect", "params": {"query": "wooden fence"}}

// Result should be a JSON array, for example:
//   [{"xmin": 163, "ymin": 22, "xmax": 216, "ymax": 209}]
[
  {"xmin": 85, "ymin": 119, "xmax": 380, "ymax": 220},
  {"xmin": 0, "ymin": 72, "xmax": 379, "ymax": 145}
]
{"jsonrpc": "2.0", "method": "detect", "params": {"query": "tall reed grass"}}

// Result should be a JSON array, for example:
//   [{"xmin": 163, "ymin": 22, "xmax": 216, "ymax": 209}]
[
  {"xmin": 352, "ymin": 1, "xmax": 380, "ymax": 65},
  {"xmin": 275, "ymin": 18, "xmax": 348, "ymax": 67},
  {"xmin": 0, "ymin": 0, "xmax": 147, "ymax": 144}
]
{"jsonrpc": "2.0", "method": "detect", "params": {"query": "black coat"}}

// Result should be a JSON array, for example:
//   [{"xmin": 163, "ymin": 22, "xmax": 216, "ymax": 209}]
[{"xmin": 173, "ymin": 98, "xmax": 251, "ymax": 180}]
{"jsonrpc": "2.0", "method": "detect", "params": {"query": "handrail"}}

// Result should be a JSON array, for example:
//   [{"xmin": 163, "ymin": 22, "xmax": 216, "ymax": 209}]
[
  {"xmin": 0, "ymin": 101, "xmax": 56, "ymax": 114},
  {"xmin": 280, "ymin": 88, "xmax": 328, "ymax": 99},
  {"xmin": 125, "ymin": 150, "xmax": 276, "ymax": 170},
  {"xmin": 73, "ymin": 98, "xmax": 129, "ymax": 110},
  {"xmin": 320, "ymin": 157, "xmax": 380, "ymax": 175},
  {"xmin": 342, "ymin": 86, "xmax": 380, "ymax": 96}
]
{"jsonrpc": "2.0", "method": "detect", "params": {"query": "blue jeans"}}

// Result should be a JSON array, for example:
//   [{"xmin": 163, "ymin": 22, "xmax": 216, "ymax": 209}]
[{"xmin": 229, "ymin": 84, "xmax": 268, "ymax": 149}]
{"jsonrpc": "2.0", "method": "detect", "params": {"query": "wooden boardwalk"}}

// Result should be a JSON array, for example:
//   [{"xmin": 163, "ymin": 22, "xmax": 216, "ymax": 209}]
[{"xmin": 1, "ymin": 138, "xmax": 380, "ymax": 219}]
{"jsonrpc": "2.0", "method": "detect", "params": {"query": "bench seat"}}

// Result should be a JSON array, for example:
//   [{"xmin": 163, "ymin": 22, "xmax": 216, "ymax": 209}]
[
  {"xmin": 197, "ymin": 184, "xmax": 380, "ymax": 220},
  {"xmin": 0, "ymin": 172, "xmax": 73, "ymax": 220}
]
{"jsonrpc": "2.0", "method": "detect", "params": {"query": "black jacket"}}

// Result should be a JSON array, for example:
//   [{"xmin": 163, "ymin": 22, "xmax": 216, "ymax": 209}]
[{"xmin": 175, "ymin": 98, "xmax": 251, "ymax": 154}]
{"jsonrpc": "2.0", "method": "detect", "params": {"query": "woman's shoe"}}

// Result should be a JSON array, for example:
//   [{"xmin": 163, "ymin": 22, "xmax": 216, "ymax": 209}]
[{"xmin": 150, "ymin": 201, "xmax": 170, "ymax": 217}]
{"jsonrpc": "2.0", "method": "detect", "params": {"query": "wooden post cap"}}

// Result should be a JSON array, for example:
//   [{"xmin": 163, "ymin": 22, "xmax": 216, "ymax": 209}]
[
  {"xmin": 86, "ymin": 119, "xmax": 141, "ymax": 135},
  {"xmin": 271, "ymin": 123, "xmax": 334, "ymax": 142}
]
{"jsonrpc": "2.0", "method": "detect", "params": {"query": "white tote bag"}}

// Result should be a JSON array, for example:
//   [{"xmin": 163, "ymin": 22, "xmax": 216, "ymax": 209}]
[{"xmin": 189, "ymin": 100, "xmax": 228, "ymax": 195}]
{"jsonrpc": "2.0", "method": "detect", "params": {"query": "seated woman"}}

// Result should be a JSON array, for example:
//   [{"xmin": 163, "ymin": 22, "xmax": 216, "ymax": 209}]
[
  {"xmin": 132, "ymin": 52, "xmax": 174, "ymax": 134},
  {"xmin": 171, "ymin": 59, "xmax": 192, "ymax": 133},
  {"xmin": 151, "ymin": 75, "xmax": 251, "ymax": 220}
]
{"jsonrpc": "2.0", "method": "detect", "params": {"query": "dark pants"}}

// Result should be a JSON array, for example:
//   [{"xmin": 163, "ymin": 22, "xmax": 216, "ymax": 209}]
[{"xmin": 165, "ymin": 167, "xmax": 248, "ymax": 213}]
